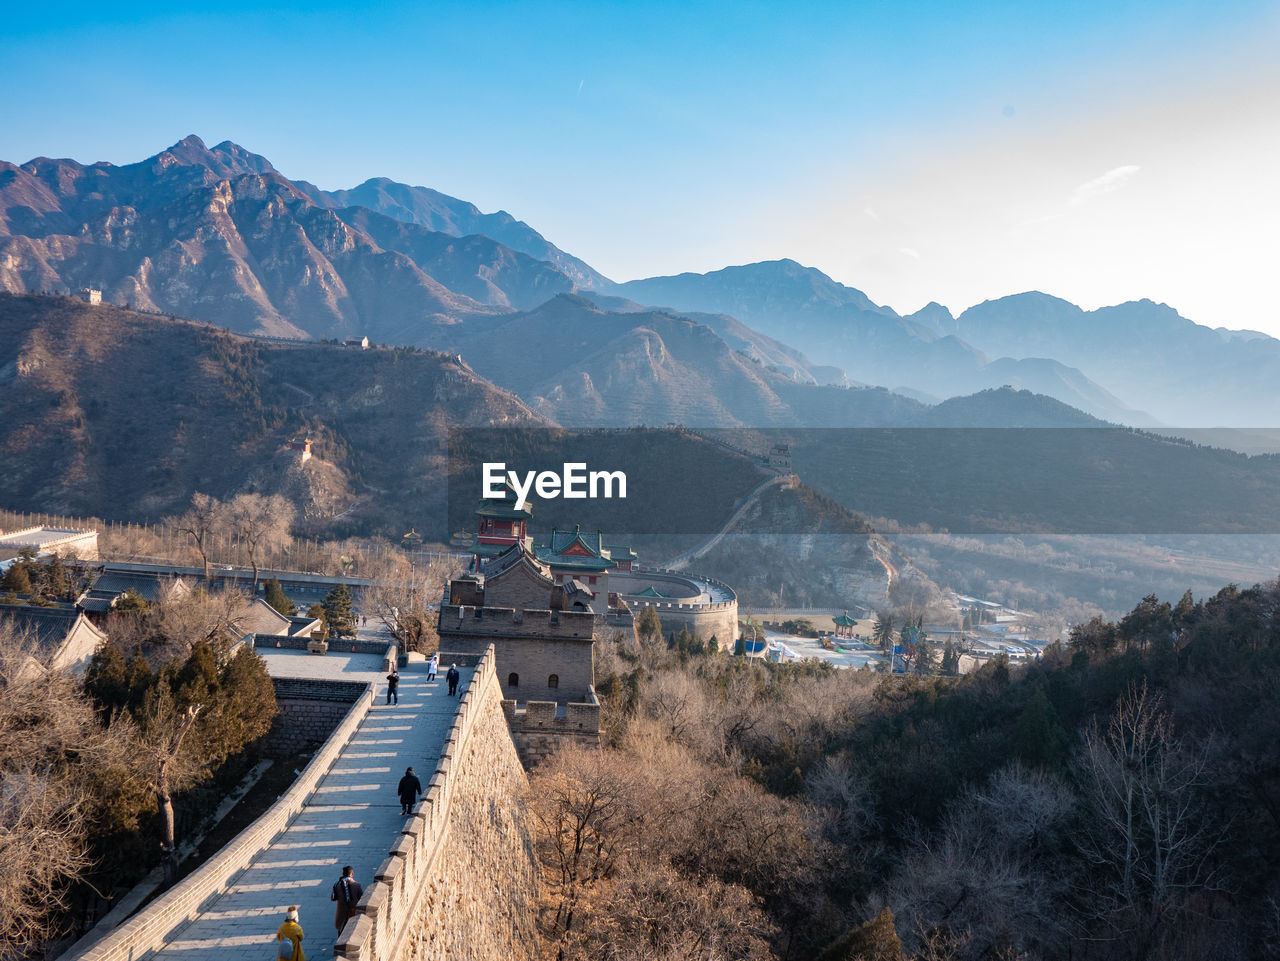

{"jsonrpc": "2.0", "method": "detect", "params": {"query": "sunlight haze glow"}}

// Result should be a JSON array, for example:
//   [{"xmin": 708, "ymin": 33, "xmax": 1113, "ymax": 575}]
[{"xmin": 3, "ymin": 0, "xmax": 1276, "ymax": 333}]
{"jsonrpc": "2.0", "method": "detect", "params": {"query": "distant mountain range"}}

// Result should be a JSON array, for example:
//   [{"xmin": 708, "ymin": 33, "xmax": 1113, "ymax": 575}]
[
  {"xmin": 2, "ymin": 135, "xmax": 1277, "ymax": 428},
  {"xmin": 935, "ymin": 293, "xmax": 1280, "ymax": 427},
  {"xmin": 434, "ymin": 294, "xmax": 1103, "ymax": 429},
  {"xmin": 616, "ymin": 261, "xmax": 1156, "ymax": 426}
]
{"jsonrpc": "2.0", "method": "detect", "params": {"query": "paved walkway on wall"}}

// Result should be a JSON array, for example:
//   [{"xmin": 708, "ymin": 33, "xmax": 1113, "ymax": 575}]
[{"xmin": 149, "ymin": 654, "xmax": 473, "ymax": 961}]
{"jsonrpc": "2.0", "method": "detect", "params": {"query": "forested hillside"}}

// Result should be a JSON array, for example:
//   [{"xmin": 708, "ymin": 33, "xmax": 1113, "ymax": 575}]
[{"xmin": 546, "ymin": 579, "xmax": 1280, "ymax": 960}]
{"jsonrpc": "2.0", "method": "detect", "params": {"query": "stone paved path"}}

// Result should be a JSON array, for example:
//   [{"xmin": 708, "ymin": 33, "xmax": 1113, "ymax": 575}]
[{"xmin": 149, "ymin": 656, "xmax": 472, "ymax": 961}]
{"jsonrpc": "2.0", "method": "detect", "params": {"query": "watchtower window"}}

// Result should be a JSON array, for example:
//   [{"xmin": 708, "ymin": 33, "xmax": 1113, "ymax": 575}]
[
  {"xmin": 508, "ymin": 672, "xmax": 519, "ymax": 688},
  {"xmin": 548, "ymin": 674, "xmax": 559, "ymax": 689}
]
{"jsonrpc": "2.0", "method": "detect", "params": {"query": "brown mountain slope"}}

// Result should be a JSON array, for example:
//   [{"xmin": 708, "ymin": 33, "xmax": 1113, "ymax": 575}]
[
  {"xmin": 0, "ymin": 293, "xmax": 540, "ymax": 532},
  {"xmin": 0, "ymin": 293, "xmax": 940, "ymax": 610},
  {"xmin": 689, "ymin": 482, "xmax": 938, "ymax": 611}
]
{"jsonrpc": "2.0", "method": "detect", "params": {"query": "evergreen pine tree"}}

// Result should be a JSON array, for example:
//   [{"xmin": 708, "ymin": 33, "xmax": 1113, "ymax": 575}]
[
  {"xmin": 940, "ymin": 639, "xmax": 960, "ymax": 676},
  {"xmin": 43, "ymin": 555, "xmax": 70, "ymax": 600},
  {"xmin": 914, "ymin": 634, "xmax": 938, "ymax": 675},
  {"xmin": 0, "ymin": 564, "xmax": 31, "ymax": 595},
  {"xmin": 1173, "ymin": 588, "xmax": 1196, "ymax": 626},
  {"xmin": 264, "ymin": 578, "xmax": 297, "ymax": 616},
  {"xmin": 322, "ymin": 583, "xmax": 357, "ymax": 637},
  {"xmin": 635, "ymin": 606, "xmax": 662, "ymax": 646},
  {"xmin": 872, "ymin": 612, "xmax": 894, "ymax": 651}
]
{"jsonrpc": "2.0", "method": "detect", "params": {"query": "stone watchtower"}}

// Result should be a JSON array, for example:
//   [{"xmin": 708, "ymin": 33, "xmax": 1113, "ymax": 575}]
[
  {"xmin": 768, "ymin": 443, "xmax": 792, "ymax": 473},
  {"xmin": 438, "ymin": 538, "xmax": 600, "ymax": 765}
]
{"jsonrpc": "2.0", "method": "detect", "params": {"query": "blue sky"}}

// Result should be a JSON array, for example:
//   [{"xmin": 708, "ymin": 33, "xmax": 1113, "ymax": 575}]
[{"xmin": 3, "ymin": 1, "xmax": 1277, "ymax": 331}]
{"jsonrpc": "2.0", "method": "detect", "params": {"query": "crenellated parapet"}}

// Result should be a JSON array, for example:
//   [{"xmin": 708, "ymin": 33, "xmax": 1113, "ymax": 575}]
[
  {"xmin": 438, "ymin": 604, "xmax": 596, "ymax": 639},
  {"xmin": 501, "ymin": 691, "xmax": 602, "ymax": 766}
]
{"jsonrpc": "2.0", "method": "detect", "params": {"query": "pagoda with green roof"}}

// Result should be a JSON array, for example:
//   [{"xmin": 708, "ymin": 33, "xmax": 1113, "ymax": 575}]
[
  {"xmin": 833, "ymin": 611, "xmax": 857, "ymax": 638},
  {"xmin": 534, "ymin": 526, "xmax": 613, "ymax": 574}
]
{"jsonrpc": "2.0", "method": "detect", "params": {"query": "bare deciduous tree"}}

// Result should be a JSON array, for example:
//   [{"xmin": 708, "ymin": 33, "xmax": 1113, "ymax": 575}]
[
  {"xmin": 226, "ymin": 493, "xmax": 295, "ymax": 590},
  {"xmin": 0, "ymin": 624, "xmax": 132, "ymax": 957},
  {"xmin": 1075, "ymin": 682, "xmax": 1219, "ymax": 954},
  {"xmin": 807, "ymin": 754, "xmax": 878, "ymax": 847},
  {"xmin": 529, "ymin": 745, "xmax": 650, "ymax": 947},
  {"xmin": 176, "ymin": 492, "xmax": 225, "ymax": 580},
  {"xmin": 530, "ymin": 732, "xmax": 790, "ymax": 961},
  {"xmin": 362, "ymin": 554, "xmax": 461, "ymax": 654},
  {"xmin": 643, "ymin": 671, "xmax": 715, "ymax": 753},
  {"xmin": 0, "ymin": 769, "xmax": 93, "ymax": 959},
  {"xmin": 886, "ymin": 764, "xmax": 1073, "ymax": 959},
  {"xmin": 567, "ymin": 858, "xmax": 775, "ymax": 961},
  {"xmin": 157, "ymin": 587, "xmax": 257, "ymax": 654},
  {"xmin": 137, "ymin": 686, "xmax": 204, "ymax": 884}
]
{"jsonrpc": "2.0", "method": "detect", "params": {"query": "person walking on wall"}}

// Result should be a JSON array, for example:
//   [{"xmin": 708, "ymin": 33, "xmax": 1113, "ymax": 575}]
[
  {"xmin": 276, "ymin": 906, "xmax": 305, "ymax": 961},
  {"xmin": 446, "ymin": 663, "xmax": 459, "ymax": 696},
  {"xmin": 385, "ymin": 667, "xmax": 399, "ymax": 705},
  {"xmin": 427, "ymin": 652, "xmax": 439, "ymax": 681},
  {"xmin": 331, "ymin": 865, "xmax": 363, "ymax": 934},
  {"xmin": 397, "ymin": 766, "xmax": 422, "ymax": 815}
]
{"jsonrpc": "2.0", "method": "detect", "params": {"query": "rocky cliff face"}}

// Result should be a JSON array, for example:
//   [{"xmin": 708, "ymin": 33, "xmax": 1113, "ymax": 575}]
[
  {"xmin": 315, "ymin": 174, "xmax": 612, "ymax": 291},
  {"xmin": 0, "ymin": 136, "xmax": 574, "ymax": 341},
  {"xmin": 433, "ymin": 294, "xmax": 929, "ymax": 428}
]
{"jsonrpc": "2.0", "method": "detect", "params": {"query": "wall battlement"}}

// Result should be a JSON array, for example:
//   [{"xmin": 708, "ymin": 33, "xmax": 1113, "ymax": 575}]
[
  {"xmin": 60, "ymin": 647, "xmax": 538, "ymax": 961},
  {"xmin": 439, "ymin": 604, "xmax": 595, "ymax": 639},
  {"xmin": 610, "ymin": 567, "xmax": 739, "ymax": 643},
  {"xmin": 501, "ymin": 691, "xmax": 602, "ymax": 766}
]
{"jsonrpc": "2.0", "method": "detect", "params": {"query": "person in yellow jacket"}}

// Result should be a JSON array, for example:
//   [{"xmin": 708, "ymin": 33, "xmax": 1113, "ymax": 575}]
[{"xmin": 276, "ymin": 905, "xmax": 305, "ymax": 961}]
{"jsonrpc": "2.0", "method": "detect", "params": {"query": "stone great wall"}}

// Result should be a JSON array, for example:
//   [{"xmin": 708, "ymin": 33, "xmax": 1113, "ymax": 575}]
[
  {"xmin": 63, "ymin": 646, "xmax": 540, "ymax": 961},
  {"xmin": 337, "ymin": 648, "xmax": 537, "ymax": 961}
]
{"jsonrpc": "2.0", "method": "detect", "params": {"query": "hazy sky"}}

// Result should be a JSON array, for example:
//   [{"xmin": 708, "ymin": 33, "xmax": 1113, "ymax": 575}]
[{"xmin": 3, "ymin": 0, "xmax": 1277, "ymax": 333}]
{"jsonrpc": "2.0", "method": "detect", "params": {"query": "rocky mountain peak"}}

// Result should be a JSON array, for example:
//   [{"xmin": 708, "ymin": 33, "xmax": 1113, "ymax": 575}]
[{"xmin": 152, "ymin": 135, "xmax": 279, "ymax": 180}]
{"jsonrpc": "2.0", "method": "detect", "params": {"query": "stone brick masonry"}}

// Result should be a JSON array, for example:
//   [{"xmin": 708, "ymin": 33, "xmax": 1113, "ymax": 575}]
[
  {"xmin": 398, "ymin": 663, "xmax": 539, "ymax": 959},
  {"xmin": 268, "ymin": 698, "xmax": 352, "ymax": 757}
]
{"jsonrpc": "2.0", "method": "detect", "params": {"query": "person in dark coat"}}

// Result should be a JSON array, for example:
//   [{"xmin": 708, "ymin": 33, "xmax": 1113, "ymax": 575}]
[
  {"xmin": 397, "ymin": 766, "xmax": 422, "ymax": 815},
  {"xmin": 446, "ymin": 664, "xmax": 460, "ymax": 696},
  {"xmin": 331, "ymin": 865, "xmax": 363, "ymax": 933},
  {"xmin": 385, "ymin": 668, "xmax": 399, "ymax": 705}
]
